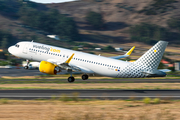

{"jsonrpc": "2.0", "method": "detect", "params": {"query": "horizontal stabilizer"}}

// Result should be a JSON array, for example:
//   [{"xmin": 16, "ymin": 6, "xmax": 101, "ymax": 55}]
[
  {"xmin": 158, "ymin": 69, "xmax": 171, "ymax": 73},
  {"xmin": 141, "ymin": 69, "xmax": 167, "ymax": 77}
]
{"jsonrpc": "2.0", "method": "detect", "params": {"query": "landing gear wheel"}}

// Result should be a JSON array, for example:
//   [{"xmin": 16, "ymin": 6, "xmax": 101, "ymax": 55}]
[
  {"xmin": 24, "ymin": 66, "xmax": 28, "ymax": 69},
  {"xmin": 68, "ymin": 76, "xmax": 75, "ymax": 83},
  {"xmin": 82, "ymin": 74, "xmax": 88, "ymax": 80}
]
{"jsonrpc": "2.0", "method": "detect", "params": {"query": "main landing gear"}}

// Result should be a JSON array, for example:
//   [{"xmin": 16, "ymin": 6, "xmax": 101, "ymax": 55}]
[
  {"xmin": 82, "ymin": 74, "xmax": 88, "ymax": 80},
  {"xmin": 67, "ymin": 74, "xmax": 89, "ymax": 83},
  {"xmin": 68, "ymin": 76, "xmax": 75, "ymax": 83}
]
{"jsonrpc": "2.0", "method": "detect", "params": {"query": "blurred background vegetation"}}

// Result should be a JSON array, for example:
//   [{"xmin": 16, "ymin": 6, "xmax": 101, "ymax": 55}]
[
  {"xmin": 0, "ymin": 0, "xmax": 179, "ymax": 68},
  {"xmin": 0, "ymin": 0, "xmax": 180, "ymax": 49}
]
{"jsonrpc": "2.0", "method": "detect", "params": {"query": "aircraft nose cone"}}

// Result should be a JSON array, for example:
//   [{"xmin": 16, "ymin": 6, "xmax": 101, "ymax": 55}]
[{"xmin": 8, "ymin": 46, "xmax": 14, "ymax": 54}]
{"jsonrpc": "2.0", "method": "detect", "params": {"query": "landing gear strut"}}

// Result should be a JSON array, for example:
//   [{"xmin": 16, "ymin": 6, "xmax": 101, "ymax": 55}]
[
  {"xmin": 67, "ymin": 70, "xmax": 75, "ymax": 83},
  {"xmin": 82, "ymin": 74, "xmax": 88, "ymax": 80},
  {"xmin": 24, "ymin": 59, "xmax": 29, "ymax": 69}
]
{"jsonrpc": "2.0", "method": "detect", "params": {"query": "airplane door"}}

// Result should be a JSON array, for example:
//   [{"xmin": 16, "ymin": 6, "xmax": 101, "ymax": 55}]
[
  {"xmin": 31, "ymin": 55, "xmax": 33, "ymax": 60},
  {"xmin": 23, "ymin": 44, "xmax": 29, "ymax": 54}
]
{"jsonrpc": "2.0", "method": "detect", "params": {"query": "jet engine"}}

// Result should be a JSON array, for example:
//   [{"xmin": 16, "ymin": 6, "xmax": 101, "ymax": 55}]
[{"xmin": 39, "ymin": 61, "xmax": 60, "ymax": 75}]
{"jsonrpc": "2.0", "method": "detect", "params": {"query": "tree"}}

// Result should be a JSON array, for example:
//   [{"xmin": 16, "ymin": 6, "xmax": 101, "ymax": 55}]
[
  {"xmin": 85, "ymin": 11, "xmax": 104, "ymax": 29},
  {"xmin": 0, "ymin": 52, "xmax": 7, "ymax": 59},
  {"xmin": 167, "ymin": 17, "xmax": 180, "ymax": 31},
  {"xmin": 129, "ymin": 23, "xmax": 169, "ymax": 44},
  {"xmin": 19, "ymin": 7, "xmax": 80, "ymax": 41},
  {"xmin": 102, "ymin": 45, "xmax": 115, "ymax": 52},
  {"xmin": 0, "ymin": 31, "xmax": 14, "ymax": 49}
]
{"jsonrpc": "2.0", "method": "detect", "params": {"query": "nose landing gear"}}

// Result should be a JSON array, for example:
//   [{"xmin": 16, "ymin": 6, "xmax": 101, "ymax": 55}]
[{"xmin": 24, "ymin": 59, "xmax": 29, "ymax": 69}]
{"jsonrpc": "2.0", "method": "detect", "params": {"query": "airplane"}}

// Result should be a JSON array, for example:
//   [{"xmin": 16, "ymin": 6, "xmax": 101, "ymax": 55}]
[{"xmin": 8, "ymin": 40, "xmax": 168, "ymax": 82}]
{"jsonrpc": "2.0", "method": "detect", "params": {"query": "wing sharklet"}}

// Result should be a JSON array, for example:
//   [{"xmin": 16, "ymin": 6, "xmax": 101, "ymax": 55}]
[
  {"xmin": 65, "ymin": 53, "xmax": 75, "ymax": 64},
  {"xmin": 110, "ymin": 46, "xmax": 135, "ymax": 59},
  {"xmin": 125, "ymin": 46, "xmax": 135, "ymax": 55}
]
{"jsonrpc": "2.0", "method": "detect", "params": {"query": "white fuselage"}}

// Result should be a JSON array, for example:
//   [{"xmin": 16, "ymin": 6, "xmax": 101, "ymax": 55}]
[{"xmin": 8, "ymin": 41, "xmax": 132, "ymax": 77}]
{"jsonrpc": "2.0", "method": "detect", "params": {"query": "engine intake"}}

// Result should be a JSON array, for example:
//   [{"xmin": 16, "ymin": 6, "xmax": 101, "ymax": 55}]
[{"xmin": 39, "ymin": 61, "xmax": 60, "ymax": 75}]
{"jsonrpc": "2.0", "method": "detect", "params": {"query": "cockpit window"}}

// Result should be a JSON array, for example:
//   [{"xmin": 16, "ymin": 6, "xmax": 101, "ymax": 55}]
[{"xmin": 15, "ymin": 44, "xmax": 19, "ymax": 48}]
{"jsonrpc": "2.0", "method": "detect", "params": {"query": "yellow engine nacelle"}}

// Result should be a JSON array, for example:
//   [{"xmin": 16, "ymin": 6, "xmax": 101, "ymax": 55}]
[{"xmin": 39, "ymin": 61, "xmax": 60, "ymax": 75}]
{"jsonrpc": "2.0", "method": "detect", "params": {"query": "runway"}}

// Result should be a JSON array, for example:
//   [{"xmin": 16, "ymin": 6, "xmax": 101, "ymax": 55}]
[
  {"xmin": 0, "ymin": 89, "xmax": 180, "ymax": 100},
  {"xmin": 0, "ymin": 79, "xmax": 180, "ymax": 83}
]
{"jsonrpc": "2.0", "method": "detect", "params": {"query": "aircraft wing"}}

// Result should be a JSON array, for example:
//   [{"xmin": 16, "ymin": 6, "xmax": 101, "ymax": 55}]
[
  {"xmin": 47, "ymin": 53, "xmax": 77, "ymax": 71},
  {"xmin": 110, "ymin": 46, "xmax": 135, "ymax": 59},
  {"xmin": 47, "ymin": 53, "xmax": 92, "ymax": 73}
]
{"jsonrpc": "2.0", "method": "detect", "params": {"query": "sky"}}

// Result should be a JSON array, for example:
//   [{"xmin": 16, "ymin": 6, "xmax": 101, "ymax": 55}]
[{"xmin": 30, "ymin": 0, "xmax": 77, "ymax": 4}]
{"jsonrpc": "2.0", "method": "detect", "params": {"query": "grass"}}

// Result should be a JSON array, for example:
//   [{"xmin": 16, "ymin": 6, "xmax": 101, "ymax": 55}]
[
  {"xmin": 0, "ymin": 98, "xmax": 9, "ymax": 104},
  {"xmin": 0, "ymin": 76, "xmax": 180, "ymax": 85},
  {"xmin": 0, "ymin": 83, "xmax": 180, "ymax": 90},
  {"xmin": 1, "ymin": 72, "xmax": 180, "ymax": 80},
  {"xmin": 143, "ymin": 97, "xmax": 151, "ymax": 104},
  {"xmin": 0, "ymin": 99, "xmax": 178, "ymax": 120}
]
